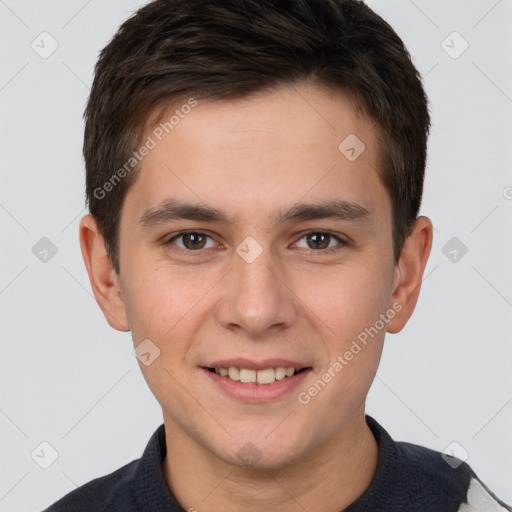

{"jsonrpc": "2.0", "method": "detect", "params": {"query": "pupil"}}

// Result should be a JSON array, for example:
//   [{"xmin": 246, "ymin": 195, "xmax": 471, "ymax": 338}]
[
  {"xmin": 308, "ymin": 233, "xmax": 329, "ymax": 249},
  {"xmin": 184, "ymin": 233, "xmax": 205, "ymax": 250}
]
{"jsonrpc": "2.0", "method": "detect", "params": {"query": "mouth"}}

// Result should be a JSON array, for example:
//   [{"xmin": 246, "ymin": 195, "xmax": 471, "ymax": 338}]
[
  {"xmin": 204, "ymin": 366, "xmax": 310, "ymax": 385},
  {"xmin": 200, "ymin": 358, "xmax": 313, "ymax": 402}
]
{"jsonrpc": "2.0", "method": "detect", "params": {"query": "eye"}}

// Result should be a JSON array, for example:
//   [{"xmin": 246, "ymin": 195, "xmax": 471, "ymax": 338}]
[
  {"xmin": 164, "ymin": 231, "xmax": 217, "ymax": 252},
  {"xmin": 294, "ymin": 231, "xmax": 347, "ymax": 253},
  {"xmin": 163, "ymin": 230, "xmax": 348, "ymax": 256}
]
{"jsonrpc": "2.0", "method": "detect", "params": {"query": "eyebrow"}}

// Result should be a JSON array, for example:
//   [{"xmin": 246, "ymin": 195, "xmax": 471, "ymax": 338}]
[{"xmin": 139, "ymin": 198, "xmax": 371, "ymax": 228}]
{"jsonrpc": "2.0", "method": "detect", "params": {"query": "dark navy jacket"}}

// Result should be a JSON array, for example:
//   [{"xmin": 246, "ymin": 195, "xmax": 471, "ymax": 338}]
[{"xmin": 43, "ymin": 415, "xmax": 512, "ymax": 511}]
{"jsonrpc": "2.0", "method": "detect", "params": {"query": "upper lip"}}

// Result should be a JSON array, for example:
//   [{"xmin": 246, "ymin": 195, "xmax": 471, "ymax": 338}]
[{"xmin": 203, "ymin": 358, "xmax": 312, "ymax": 371}]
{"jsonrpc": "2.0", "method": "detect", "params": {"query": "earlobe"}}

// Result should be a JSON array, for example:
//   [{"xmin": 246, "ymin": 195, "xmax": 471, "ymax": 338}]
[
  {"xmin": 386, "ymin": 216, "xmax": 433, "ymax": 334},
  {"xmin": 79, "ymin": 214, "xmax": 130, "ymax": 332}
]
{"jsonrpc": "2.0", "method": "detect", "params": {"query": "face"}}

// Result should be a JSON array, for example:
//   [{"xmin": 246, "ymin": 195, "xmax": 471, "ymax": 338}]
[{"xmin": 114, "ymin": 83, "xmax": 400, "ymax": 467}]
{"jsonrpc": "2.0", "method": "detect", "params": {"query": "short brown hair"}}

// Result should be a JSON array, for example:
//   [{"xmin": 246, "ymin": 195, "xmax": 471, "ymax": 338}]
[{"xmin": 84, "ymin": 0, "xmax": 430, "ymax": 274}]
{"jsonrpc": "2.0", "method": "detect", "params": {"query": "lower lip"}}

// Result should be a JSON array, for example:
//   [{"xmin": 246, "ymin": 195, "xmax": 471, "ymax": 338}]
[{"xmin": 201, "ymin": 368, "xmax": 312, "ymax": 403}]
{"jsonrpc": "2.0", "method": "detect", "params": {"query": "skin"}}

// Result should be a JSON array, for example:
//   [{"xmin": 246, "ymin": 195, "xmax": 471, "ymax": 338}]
[{"xmin": 80, "ymin": 82, "xmax": 433, "ymax": 512}]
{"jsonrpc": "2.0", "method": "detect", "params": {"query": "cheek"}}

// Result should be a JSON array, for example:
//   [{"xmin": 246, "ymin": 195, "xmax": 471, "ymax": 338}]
[
  {"xmin": 292, "ymin": 266, "xmax": 391, "ymax": 430},
  {"xmin": 305, "ymin": 262, "xmax": 392, "ymax": 342},
  {"xmin": 123, "ymin": 266, "xmax": 209, "ymax": 398},
  {"xmin": 121, "ymin": 262, "xmax": 212, "ymax": 344}
]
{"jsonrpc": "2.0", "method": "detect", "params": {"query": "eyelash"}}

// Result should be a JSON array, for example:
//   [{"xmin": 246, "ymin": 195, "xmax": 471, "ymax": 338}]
[{"xmin": 163, "ymin": 230, "xmax": 348, "ymax": 257}]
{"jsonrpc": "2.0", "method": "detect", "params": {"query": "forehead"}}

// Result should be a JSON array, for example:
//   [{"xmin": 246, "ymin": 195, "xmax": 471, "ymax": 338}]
[{"xmin": 123, "ymin": 83, "xmax": 388, "ymax": 226}]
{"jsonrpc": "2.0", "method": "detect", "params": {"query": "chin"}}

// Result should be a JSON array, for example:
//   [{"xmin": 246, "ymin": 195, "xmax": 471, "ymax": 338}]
[{"xmin": 215, "ymin": 434, "xmax": 304, "ymax": 470}]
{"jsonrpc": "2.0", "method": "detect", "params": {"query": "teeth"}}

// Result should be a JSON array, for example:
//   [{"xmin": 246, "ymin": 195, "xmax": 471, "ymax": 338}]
[
  {"xmin": 214, "ymin": 366, "xmax": 301, "ymax": 385},
  {"xmin": 228, "ymin": 367, "xmax": 240, "ymax": 381},
  {"xmin": 239, "ymin": 369, "xmax": 256, "ymax": 383},
  {"xmin": 257, "ymin": 368, "xmax": 276, "ymax": 384},
  {"xmin": 275, "ymin": 367, "xmax": 287, "ymax": 380}
]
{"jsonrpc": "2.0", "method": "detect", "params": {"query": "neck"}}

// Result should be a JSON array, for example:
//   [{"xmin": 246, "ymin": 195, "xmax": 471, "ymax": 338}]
[{"xmin": 162, "ymin": 409, "xmax": 379, "ymax": 512}]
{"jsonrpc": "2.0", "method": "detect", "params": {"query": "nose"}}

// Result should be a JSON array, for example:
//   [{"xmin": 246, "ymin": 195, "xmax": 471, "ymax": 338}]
[{"xmin": 215, "ymin": 242, "xmax": 298, "ymax": 339}]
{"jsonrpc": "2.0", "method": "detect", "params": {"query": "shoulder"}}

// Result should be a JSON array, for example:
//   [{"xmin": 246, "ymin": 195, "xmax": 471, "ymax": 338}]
[
  {"xmin": 395, "ymin": 439, "xmax": 472, "ymax": 494},
  {"xmin": 395, "ymin": 441, "xmax": 511, "ymax": 510},
  {"xmin": 364, "ymin": 415, "xmax": 473, "ymax": 501},
  {"xmin": 41, "ymin": 424, "xmax": 171, "ymax": 512},
  {"xmin": 42, "ymin": 459, "xmax": 139, "ymax": 512},
  {"xmin": 353, "ymin": 416, "xmax": 512, "ymax": 511},
  {"xmin": 388, "ymin": 438, "xmax": 474, "ymax": 509}
]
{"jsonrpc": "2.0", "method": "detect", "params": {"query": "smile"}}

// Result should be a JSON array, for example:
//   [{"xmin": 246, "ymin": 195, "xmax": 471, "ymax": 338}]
[
  {"xmin": 202, "ymin": 365, "xmax": 312, "ymax": 403},
  {"xmin": 206, "ymin": 366, "xmax": 307, "ymax": 385}
]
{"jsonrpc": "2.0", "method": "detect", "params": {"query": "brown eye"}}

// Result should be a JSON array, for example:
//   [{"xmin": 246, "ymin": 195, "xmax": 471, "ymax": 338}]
[
  {"xmin": 181, "ymin": 233, "xmax": 207, "ymax": 250},
  {"xmin": 165, "ymin": 231, "xmax": 215, "ymax": 252},
  {"xmin": 295, "ymin": 231, "xmax": 346, "ymax": 252},
  {"xmin": 306, "ymin": 232, "xmax": 331, "ymax": 250}
]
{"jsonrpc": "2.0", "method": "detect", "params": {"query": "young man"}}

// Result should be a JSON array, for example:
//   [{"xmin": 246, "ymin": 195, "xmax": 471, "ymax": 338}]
[{"xmin": 44, "ymin": 0, "xmax": 511, "ymax": 510}]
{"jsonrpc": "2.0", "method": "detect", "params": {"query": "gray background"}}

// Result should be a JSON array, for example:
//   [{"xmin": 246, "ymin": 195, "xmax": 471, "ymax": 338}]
[{"xmin": 0, "ymin": 0, "xmax": 511, "ymax": 510}]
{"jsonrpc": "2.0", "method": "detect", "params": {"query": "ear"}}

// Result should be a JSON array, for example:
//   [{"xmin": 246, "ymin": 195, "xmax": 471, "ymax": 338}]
[
  {"xmin": 79, "ymin": 214, "xmax": 130, "ymax": 332},
  {"xmin": 386, "ymin": 216, "xmax": 433, "ymax": 334}
]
